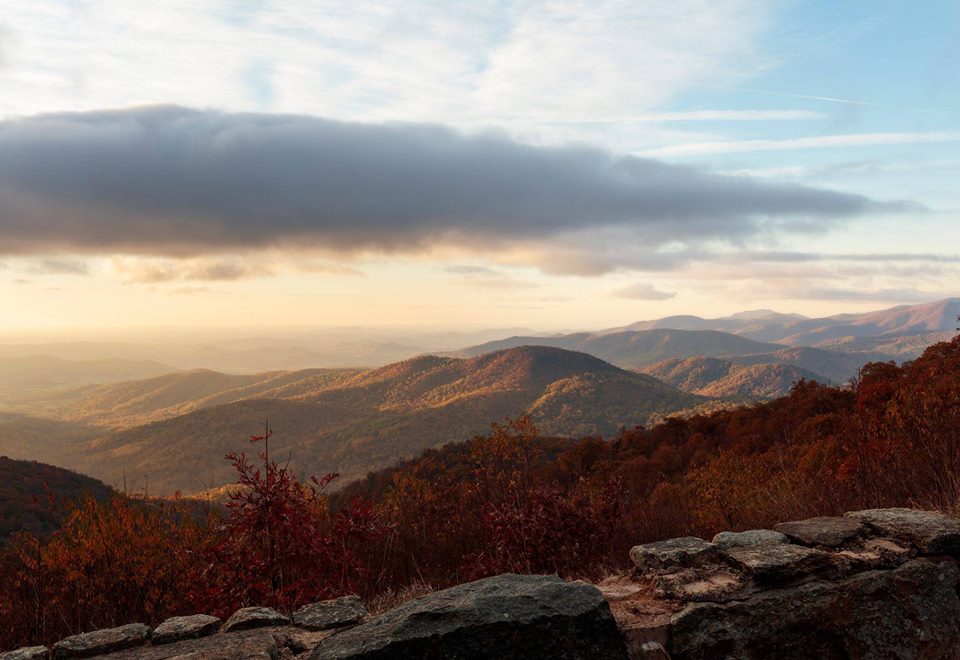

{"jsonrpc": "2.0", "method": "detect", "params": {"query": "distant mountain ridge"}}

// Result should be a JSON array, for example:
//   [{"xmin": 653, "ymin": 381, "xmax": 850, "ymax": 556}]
[
  {"xmin": 453, "ymin": 329, "xmax": 785, "ymax": 368},
  {"xmin": 603, "ymin": 298, "xmax": 960, "ymax": 349}
]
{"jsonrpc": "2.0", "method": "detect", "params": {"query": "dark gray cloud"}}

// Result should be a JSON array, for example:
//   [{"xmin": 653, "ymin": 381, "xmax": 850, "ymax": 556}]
[{"xmin": 0, "ymin": 106, "xmax": 920, "ymax": 258}]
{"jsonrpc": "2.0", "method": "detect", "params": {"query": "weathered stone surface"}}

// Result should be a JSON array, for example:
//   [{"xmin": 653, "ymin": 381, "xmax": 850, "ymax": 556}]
[
  {"xmin": 711, "ymin": 529, "xmax": 787, "ymax": 549},
  {"xmin": 669, "ymin": 559, "xmax": 960, "ymax": 659},
  {"xmin": 651, "ymin": 569, "xmax": 744, "ymax": 601},
  {"xmin": 221, "ymin": 607, "xmax": 289, "ymax": 634},
  {"xmin": 726, "ymin": 543, "xmax": 835, "ymax": 582},
  {"xmin": 293, "ymin": 596, "xmax": 367, "ymax": 631},
  {"xmin": 775, "ymin": 516, "xmax": 866, "ymax": 547},
  {"xmin": 310, "ymin": 573, "xmax": 629, "ymax": 659},
  {"xmin": 152, "ymin": 614, "xmax": 222, "ymax": 645},
  {"xmin": 634, "ymin": 641, "xmax": 670, "ymax": 659},
  {"xmin": 0, "ymin": 647, "xmax": 48, "ymax": 660},
  {"xmin": 52, "ymin": 624, "xmax": 151, "ymax": 658},
  {"xmin": 846, "ymin": 508, "xmax": 960, "ymax": 555},
  {"xmin": 101, "ymin": 629, "xmax": 278, "ymax": 659},
  {"xmin": 630, "ymin": 537, "xmax": 722, "ymax": 572}
]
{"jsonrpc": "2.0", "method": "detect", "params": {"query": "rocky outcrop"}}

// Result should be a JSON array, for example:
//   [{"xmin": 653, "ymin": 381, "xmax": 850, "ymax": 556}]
[
  {"xmin": 51, "ymin": 625, "xmax": 152, "ymax": 659},
  {"xmin": 8, "ymin": 508, "xmax": 960, "ymax": 659},
  {"xmin": 150, "ymin": 614, "xmax": 221, "ymax": 645},
  {"xmin": 220, "ymin": 607, "xmax": 290, "ymax": 633},
  {"xmin": 607, "ymin": 507, "xmax": 960, "ymax": 659},
  {"xmin": 310, "ymin": 574, "xmax": 628, "ymax": 660},
  {"xmin": 293, "ymin": 597, "xmax": 367, "ymax": 632}
]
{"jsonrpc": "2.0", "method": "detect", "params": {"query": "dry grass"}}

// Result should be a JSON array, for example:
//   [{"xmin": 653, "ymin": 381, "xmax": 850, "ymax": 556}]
[{"xmin": 367, "ymin": 582, "xmax": 436, "ymax": 615}]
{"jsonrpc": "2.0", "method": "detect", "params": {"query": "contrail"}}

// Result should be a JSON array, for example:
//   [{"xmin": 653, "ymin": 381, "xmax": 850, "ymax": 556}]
[{"xmin": 704, "ymin": 85, "xmax": 949, "ymax": 116}]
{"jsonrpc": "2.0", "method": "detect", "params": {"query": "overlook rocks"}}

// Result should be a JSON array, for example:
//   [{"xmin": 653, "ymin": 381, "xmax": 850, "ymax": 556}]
[
  {"xmin": 310, "ymin": 574, "xmax": 627, "ymax": 659},
  {"xmin": 607, "ymin": 507, "xmax": 960, "ymax": 659},
  {"xmin": 7, "ymin": 508, "xmax": 960, "ymax": 659}
]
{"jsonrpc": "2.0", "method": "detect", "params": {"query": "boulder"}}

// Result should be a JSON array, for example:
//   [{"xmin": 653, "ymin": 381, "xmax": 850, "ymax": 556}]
[
  {"xmin": 99, "ymin": 629, "xmax": 278, "ymax": 659},
  {"xmin": 630, "ymin": 537, "xmax": 723, "ymax": 572},
  {"xmin": 220, "ymin": 607, "xmax": 289, "ymax": 633},
  {"xmin": 726, "ymin": 543, "xmax": 835, "ymax": 583},
  {"xmin": 846, "ymin": 508, "xmax": 960, "ymax": 555},
  {"xmin": 775, "ymin": 516, "xmax": 866, "ymax": 547},
  {"xmin": 669, "ymin": 559, "xmax": 960, "ymax": 659},
  {"xmin": 711, "ymin": 529, "xmax": 787, "ymax": 549},
  {"xmin": 0, "ymin": 647, "xmax": 48, "ymax": 660},
  {"xmin": 293, "ymin": 596, "xmax": 367, "ymax": 631},
  {"xmin": 51, "ymin": 624, "xmax": 151, "ymax": 658},
  {"xmin": 310, "ymin": 573, "xmax": 629, "ymax": 659},
  {"xmin": 151, "ymin": 614, "xmax": 222, "ymax": 645}
]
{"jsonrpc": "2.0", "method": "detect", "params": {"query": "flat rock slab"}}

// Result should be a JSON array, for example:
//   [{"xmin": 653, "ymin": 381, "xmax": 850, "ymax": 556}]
[
  {"xmin": 221, "ymin": 607, "xmax": 289, "ymax": 633},
  {"xmin": 775, "ymin": 516, "xmax": 866, "ymax": 547},
  {"xmin": 846, "ymin": 508, "xmax": 960, "ymax": 555},
  {"xmin": 152, "ymin": 614, "xmax": 222, "ymax": 645},
  {"xmin": 100, "ymin": 629, "xmax": 278, "ymax": 659},
  {"xmin": 310, "ymin": 573, "xmax": 629, "ymax": 659},
  {"xmin": 0, "ymin": 647, "xmax": 49, "ymax": 660},
  {"xmin": 727, "ymin": 543, "xmax": 835, "ymax": 583},
  {"xmin": 52, "ymin": 624, "xmax": 151, "ymax": 658},
  {"xmin": 293, "ymin": 596, "xmax": 367, "ymax": 631},
  {"xmin": 712, "ymin": 530, "xmax": 788, "ymax": 549},
  {"xmin": 630, "ymin": 537, "xmax": 723, "ymax": 572},
  {"xmin": 669, "ymin": 559, "xmax": 960, "ymax": 659}
]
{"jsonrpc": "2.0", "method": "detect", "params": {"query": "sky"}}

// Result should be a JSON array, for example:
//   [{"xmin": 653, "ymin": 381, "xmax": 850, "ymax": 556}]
[{"xmin": 0, "ymin": 0, "xmax": 957, "ymax": 334}]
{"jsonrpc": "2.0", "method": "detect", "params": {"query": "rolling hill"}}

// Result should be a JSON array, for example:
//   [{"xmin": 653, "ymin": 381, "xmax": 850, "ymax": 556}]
[
  {"xmin": 0, "ymin": 456, "xmax": 113, "ymax": 543},
  {"xmin": 66, "ymin": 346, "xmax": 703, "ymax": 495},
  {"xmin": 639, "ymin": 357, "xmax": 831, "ymax": 399},
  {"xmin": 20, "ymin": 367, "xmax": 361, "ymax": 429}
]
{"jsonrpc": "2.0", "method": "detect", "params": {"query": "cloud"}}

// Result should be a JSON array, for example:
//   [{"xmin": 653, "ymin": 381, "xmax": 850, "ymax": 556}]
[
  {"xmin": 779, "ymin": 287, "xmax": 951, "ymax": 303},
  {"xmin": 27, "ymin": 258, "xmax": 90, "ymax": 275},
  {"xmin": 609, "ymin": 282, "xmax": 677, "ymax": 300},
  {"xmin": 642, "ymin": 131, "xmax": 960, "ymax": 157},
  {"xmin": 445, "ymin": 265, "xmax": 500, "ymax": 276},
  {"xmin": 168, "ymin": 286, "xmax": 212, "ymax": 296},
  {"xmin": 445, "ymin": 265, "xmax": 536, "ymax": 289},
  {"xmin": 0, "ymin": 107, "xmax": 916, "ymax": 265},
  {"xmin": 547, "ymin": 110, "xmax": 825, "ymax": 123},
  {"xmin": 111, "ymin": 257, "xmax": 274, "ymax": 283}
]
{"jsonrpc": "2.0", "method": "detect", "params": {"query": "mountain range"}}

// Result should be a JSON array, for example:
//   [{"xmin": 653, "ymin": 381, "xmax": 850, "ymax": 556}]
[
  {"xmin": 0, "ymin": 298, "xmax": 955, "ymax": 497},
  {"xmin": 13, "ymin": 347, "xmax": 699, "ymax": 495}
]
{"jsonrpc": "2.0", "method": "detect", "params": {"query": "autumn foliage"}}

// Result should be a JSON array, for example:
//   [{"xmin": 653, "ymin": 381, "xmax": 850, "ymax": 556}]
[{"xmin": 2, "ymin": 335, "xmax": 960, "ymax": 650}]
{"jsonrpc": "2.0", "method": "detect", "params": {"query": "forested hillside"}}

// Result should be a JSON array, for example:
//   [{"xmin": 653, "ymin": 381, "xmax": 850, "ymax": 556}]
[
  {"xmin": 0, "ymin": 457, "xmax": 112, "ymax": 543},
  {"xmin": 70, "ymin": 346, "xmax": 702, "ymax": 494}
]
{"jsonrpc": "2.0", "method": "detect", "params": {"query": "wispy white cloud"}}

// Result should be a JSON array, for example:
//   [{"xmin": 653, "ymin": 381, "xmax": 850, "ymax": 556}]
[
  {"xmin": 545, "ymin": 110, "xmax": 824, "ymax": 123},
  {"xmin": 642, "ymin": 131, "xmax": 960, "ymax": 157},
  {"xmin": 608, "ymin": 282, "xmax": 676, "ymax": 300},
  {"xmin": 705, "ymin": 85, "xmax": 950, "ymax": 116}
]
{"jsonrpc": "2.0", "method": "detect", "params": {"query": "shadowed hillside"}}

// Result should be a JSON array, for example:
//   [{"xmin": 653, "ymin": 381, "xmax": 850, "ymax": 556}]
[
  {"xmin": 0, "ymin": 457, "xmax": 113, "ymax": 543},
  {"xmin": 71, "ymin": 346, "xmax": 702, "ymax": 494}
]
